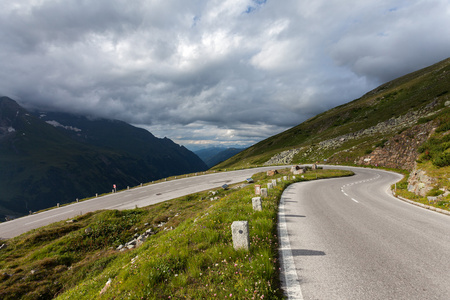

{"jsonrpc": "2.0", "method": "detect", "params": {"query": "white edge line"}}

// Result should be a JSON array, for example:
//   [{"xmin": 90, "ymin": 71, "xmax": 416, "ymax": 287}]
[
  {"xmin": 25, "ymin": 210, "xmax": 74, "ymax": 225},
  {"xmin": 279, "ymin": 192, "xmax": 304, "ymax": 300}
]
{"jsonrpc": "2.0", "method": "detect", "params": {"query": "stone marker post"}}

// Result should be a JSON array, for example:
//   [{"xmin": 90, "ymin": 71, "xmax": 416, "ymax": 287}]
[
  {"xmin": 261, "ymin": 188, "xmax": 268, "ymax": 198},
  {"xmin": 267, "ymin": 183, "xmax": 273, "ymax": 189},
  {"xmin": 252, "ymin": 197, "xmax": 262, "ymax": 211},
  {"xmin": 283, "ymin": 176, "xmax": 287, "ymax": 181},
  {"xmin": 272, "ymin": 179, "xmax": 277, "ymax": 187},
  {"xmin": 254, "ymin": 184, "xmax": 261, "ymax": 195},
  {"xmin": 231, "ymin": 221, "xmax": 249, "ymax": 250}
]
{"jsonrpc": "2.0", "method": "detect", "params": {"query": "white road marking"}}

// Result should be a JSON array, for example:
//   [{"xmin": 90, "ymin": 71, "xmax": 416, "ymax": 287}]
[
  {"xmin": 25, "ymin": 210, "xmax": 74, "ymax": 225},
  {"xmin": 351, "ymin": 198, "xmax": 359, "ymax": 203},
  {"xmin": 279, "ymin": 194, "xmax": 304, "ymax": 299}
]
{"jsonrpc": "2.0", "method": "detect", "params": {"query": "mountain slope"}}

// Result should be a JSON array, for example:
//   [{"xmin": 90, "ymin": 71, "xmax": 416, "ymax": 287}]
[
  {"xmin": 215, "ymin": 57, "xmax": 450, "ymax": 170},
  {"xmin": 0, "ymin": 98, "xmax": 207, "ymax": 220},
  {"xmin": 38, "ymin": 112, "xmax": 207, "ymax": 178},
  {"xmin": 195, "ymin": 147, "xmax": 244, "ymax": 168}
]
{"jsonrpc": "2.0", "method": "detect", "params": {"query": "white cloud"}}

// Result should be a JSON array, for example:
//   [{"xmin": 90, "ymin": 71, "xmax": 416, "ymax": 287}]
[{"xmin": 0, "ymin": 0, "xmax": 449, "ymax": 149}]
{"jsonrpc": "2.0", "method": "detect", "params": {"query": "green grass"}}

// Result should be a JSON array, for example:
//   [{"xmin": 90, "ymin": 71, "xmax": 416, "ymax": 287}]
[
  {"xmin": 417, "ymin": 107, "xmax": 450, "ymax": 167},
  {"xmin": 0, "ymin": 168, "xmax": 353, "ymax": 299}
]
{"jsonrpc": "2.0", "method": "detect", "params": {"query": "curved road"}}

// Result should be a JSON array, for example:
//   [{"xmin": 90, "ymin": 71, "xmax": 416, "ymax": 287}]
[
  {"xmin": 0, "ymin": 166, "xmax": 283, "ymax": 239},
  {"xmin": 279, "ymin": 166, "xmax": 450, "ymax": 300}
]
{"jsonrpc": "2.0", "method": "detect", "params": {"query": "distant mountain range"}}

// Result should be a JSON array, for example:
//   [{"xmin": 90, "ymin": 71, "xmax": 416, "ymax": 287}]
[
  {"xmin": 194, "ymin": 147, "xmax": 244, "ymax": 168},
  {"xmin": 0, "ymin": 97, "xmax": 207, "ymax": 220}
]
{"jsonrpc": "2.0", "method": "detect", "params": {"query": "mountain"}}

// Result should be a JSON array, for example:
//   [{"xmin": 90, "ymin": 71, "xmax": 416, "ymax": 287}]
[
  {"xmin": 195, "ymin": 147, "xmax": 244, "ymax": 168},
  {"xmin": 0, "ymin": 97, "xmax": 207, "ymax": 220},
  {"xmin": 213, "ymin": 58, "xmax": 450, "ymax": 196}
]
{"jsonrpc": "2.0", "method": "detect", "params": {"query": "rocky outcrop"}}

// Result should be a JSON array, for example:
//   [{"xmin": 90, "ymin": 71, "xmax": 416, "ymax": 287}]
[
  {"xmin": 264, "ymin": 148, "xmax": 302, "ymax": 165},
  {"xmin": 318, "ymin": 109, "xmax": 434, "ymax": 151},
  {"xmin": 356, "ymin": 121, "xmax": 435, "ymax": 170},
  {"xmin": 407, "ymin": 166, "xmax": 437, "ymax": 197}
]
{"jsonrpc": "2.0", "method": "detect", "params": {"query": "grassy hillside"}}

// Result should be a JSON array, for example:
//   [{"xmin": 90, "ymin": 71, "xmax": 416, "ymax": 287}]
[
  {"xmin": 214, "ymin": 57, "xmax": 450, "ymax": 169},
  {"xmin": 0, "ymin": 168, "xmax": 353, "ymax": 299}
]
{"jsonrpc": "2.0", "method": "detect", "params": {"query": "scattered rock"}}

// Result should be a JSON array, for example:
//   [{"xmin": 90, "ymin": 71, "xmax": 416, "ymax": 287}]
[
  {"xmin": 266, "ymin": 170, "xmax": 278, "ymax": 176},
  {"xmin": 116, "ymin": 227, "xmax": 155, "ymax": 252},
  {"xmin": 84, "ymin": 227, "xmax": 92, "ymax": 234},
  {"xmin": 265, "ymin": 149, "xmax": 301, "ymax": 165},
  {"xmin": 100, "ymin": 278, "xmax": 112, "ymax": 295}
]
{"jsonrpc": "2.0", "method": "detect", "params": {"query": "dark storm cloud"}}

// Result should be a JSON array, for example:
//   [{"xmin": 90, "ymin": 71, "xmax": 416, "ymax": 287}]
[{"xmin": 0, "ymin": 0, "xmax": 448, "ymax": 148}]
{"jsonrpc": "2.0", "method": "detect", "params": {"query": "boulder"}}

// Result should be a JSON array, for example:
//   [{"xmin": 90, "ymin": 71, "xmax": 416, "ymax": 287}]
[{"xmin": 266, "ymin": 170, "xmax": 278, "ymax": 176}]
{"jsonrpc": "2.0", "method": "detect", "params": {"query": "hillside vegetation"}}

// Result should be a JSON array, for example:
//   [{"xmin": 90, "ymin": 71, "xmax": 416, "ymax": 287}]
[{"xmin": 214, "ymin": 57, "xmax": 450, "ymax": 205}]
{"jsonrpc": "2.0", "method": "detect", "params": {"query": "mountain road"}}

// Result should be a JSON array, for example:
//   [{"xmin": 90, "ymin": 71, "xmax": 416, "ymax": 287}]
[
  {"xmin": 280, "ymin": 166, "xmax": 450, "ymax": 300},
  {"xmin": 0, "ymin": 166, "xmax": 283, "ymax": 239}
]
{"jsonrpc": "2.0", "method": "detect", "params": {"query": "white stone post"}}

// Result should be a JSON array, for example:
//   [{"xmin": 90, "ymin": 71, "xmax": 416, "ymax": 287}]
[
  {"xmin": 252, "ymin": 197, "xmax": 262, "ymax": 211},
  {"xmin": 231, "ymin": 221, "xmax": 249, "ymax": 250},
  {"xmin": 261, "ymin": 188, "xmax": 268, "ymax": 198}
]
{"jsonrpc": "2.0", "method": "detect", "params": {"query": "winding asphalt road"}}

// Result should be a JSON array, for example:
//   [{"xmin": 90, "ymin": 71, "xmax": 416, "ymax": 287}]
[
  {"xmin": 0, "ymin": 166, "xmax": 281, "ymax": 239},
  {"xmin": 279, "ymin": 166, "xmax": 450, "ymax": 300},
  {"xmin": 3, "ymin": 164, "xmax": 449, "ymax": 299}
]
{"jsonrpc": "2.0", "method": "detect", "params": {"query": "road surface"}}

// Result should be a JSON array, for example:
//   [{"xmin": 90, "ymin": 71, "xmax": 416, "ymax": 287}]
[
  {"xmin": 279, "ymin": 166, "xmax": 450, "ymax": 300},
  {"xmin": 0, "ymin": 166, "xmax": 284, "ymax": 239}
]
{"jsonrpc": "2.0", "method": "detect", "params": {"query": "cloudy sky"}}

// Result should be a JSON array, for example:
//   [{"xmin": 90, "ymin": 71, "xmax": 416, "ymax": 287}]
[{"xmin": 1, "ymin": 0, "xmax": 449, "ymax": 150}]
